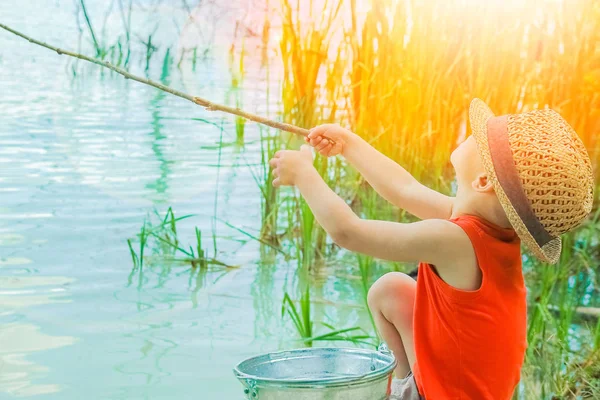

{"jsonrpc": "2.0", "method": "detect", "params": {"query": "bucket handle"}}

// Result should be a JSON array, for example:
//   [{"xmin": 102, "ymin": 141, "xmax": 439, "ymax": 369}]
[
  {"xmin": 242, "ymin": 379, "xmax": 259, "ymax": 399},
  {"xmin": 377, "ymin": 342, "xmax": 392, "ymax": 355}
]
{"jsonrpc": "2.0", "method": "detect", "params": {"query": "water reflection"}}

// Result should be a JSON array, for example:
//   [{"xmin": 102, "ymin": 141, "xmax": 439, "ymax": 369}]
[
  {"xmin": 250, "ymin": 259, "xmax": 278, "ymax": 339},
  {"xmin": 0, "ymin": 276, "xmax": 73, "ymax": 309},
  {"xmin": 0, "ymin": 276, "xmax": 77, "ymax": 398},
  {"xmin": 144, "ymin": 58, "xmax": 173, "ymax": 203},
  {"xmin": 0, "ymin": 0, "xmax": 373, "ymax": 398},
  {"xmin": 1, "ymin": 349, "xmax": 62, "ymax": 397}
]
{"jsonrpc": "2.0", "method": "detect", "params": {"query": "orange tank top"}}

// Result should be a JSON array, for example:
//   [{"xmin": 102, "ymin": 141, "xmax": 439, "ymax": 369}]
[{"xmin": 413, "ymin": 215, "xmax": 527, "ymax": 399}]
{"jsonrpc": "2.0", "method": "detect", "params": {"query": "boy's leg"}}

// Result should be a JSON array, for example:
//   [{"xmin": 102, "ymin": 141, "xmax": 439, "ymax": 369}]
[{"xmin": 367, "ymin": 272, "xmax": 416, "ymax": 378}]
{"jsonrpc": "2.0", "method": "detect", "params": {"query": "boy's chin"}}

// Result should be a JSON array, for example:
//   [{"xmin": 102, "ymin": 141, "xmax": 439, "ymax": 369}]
[
  {"xmin": 449, "ymin": 151, "xmax": 460, "ymax": 168},
  {"xmin": 449, "ymin": 159, "xmax": 459, "ymax": 176}
]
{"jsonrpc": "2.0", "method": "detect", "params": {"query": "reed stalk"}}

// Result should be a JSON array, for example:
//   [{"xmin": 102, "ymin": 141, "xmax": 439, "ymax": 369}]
[{"xmin": 79, "ymin": 0, "xmax": 102, "ymax": 56}]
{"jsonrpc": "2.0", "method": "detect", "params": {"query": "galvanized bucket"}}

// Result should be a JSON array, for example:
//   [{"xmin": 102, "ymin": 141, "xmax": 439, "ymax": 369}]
[{"xmin": 233, "ymin": 346, "xmax": 397, "ymax": 400}]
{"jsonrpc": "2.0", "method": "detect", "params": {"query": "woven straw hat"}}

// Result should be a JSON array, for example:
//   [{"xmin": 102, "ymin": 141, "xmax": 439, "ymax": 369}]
[{"xmin": 469, "ymin": 98, "xmax": 594, "ymax": 264}]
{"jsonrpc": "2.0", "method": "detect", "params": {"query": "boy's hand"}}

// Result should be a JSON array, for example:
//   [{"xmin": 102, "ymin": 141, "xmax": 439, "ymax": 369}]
[
  {"xmin": 306, "ymin": 124, "xmax": 351, "ymax": 157},
  {"xmin": 269, "ymin": 145, "xmax": 315, "ymax": 188}
]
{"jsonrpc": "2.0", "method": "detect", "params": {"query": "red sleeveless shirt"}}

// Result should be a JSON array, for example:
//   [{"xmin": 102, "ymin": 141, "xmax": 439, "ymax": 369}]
[{"xmin": 413, "ymin": 215, "xmax": 527, "ymax": 399}]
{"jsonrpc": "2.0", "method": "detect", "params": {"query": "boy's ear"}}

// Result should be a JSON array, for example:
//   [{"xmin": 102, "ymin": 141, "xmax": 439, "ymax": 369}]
[{"xmin": 472, "ymin": 173, "xmax": 494, "ymax": 193}]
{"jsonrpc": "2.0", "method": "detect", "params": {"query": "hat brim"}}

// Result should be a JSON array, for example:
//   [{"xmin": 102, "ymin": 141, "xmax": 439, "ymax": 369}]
[{"xmin": 468, "ymin": 98, "xmax": 562, "ymax": 264}]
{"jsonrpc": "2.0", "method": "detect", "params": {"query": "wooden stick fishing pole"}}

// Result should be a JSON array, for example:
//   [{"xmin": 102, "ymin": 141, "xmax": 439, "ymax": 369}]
[{"xmin": 0, "ymin": 23, "xmax": 311, "ymax": 138}]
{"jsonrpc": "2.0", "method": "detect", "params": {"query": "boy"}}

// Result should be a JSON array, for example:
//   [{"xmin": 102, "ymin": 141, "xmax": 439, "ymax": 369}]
[{"xmin": 268, "ymin": 99, "xmax": 594, "ymax": 399}]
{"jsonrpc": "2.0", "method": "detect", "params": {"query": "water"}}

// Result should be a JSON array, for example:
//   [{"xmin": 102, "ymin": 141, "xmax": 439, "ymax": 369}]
[{"xmin": 0, "ymin": 1, "xmax": 371, "ymax": 398}]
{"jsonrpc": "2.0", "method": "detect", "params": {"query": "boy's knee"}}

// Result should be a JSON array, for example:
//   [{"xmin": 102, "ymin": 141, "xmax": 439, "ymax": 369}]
[{"xmin": 368, "ymin": 272, "xmax": 416, "ymax": 313}]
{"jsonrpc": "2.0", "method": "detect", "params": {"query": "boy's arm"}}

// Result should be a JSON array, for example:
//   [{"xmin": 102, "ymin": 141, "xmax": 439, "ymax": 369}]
[
  {"xmin": 308, "ymin": 125, "xmax": 454, "ymax": 220},
  {"xmin": 344, "ymin": 133, "xmax": 454, "ymax": 220},
  {"xmin": 296, "ymin": 168, "xmax": 476, "ymax": 289}
]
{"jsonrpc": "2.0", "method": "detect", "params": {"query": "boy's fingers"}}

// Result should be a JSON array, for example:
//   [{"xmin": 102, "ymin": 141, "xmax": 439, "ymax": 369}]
[
  {"xmin": 308, "ymin": 124, "xmax": 333, "ymax": 138},
  {"xmin": 330, "ymin": 141, "xmax": 343, "ymax": 155},
  {"xmin": 308, "ymin": 126, "xmax": 322, "ymax": 139},
  {"xmin": 273, "ymin": 150, "xmax": 283, "ymax": 158},
  {"xmin": 310, "ymin": 137, "xmax": 323, "ymax": 147},
  {"xmin": 272, "ymin": 177, "xmax": 280, "ymax": 188},
  {"xmin": 269, "ymin": 158, "xmax": 278, "ymax": 167},
  {"xmin": 272, "ymin": 167, "xmax": 279, "ymax": 178},
  {"xmin": 321, "ymin": 126, "xmax": 334, "ymax": 139},
  {"xmin": 316, "ymin": 139, "xmax": 329, "ymax": 151},
  {"xmin": 320, "ymin": 143, "xmax": 333, "ymax": 156}
]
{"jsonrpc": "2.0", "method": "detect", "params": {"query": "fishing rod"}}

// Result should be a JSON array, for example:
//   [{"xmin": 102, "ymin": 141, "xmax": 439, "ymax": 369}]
[{"xmin": 0, "ymin": 23, "xmax": 311, "ymax": 138}]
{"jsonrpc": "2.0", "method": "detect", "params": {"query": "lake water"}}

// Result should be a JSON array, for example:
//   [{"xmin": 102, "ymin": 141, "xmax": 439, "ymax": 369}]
[{"xmin": 0, "ymin": 1, "xmax": 372, "ymax": 398}]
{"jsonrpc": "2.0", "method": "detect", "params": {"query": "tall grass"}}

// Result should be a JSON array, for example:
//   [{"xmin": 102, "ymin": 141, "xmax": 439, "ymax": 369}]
[
  {"xmin": 228, "ymin": 39, "xmax": 247, "ymax": 144},
  {"xmin": 521, "ymin": 211, "xmax": 600, "ymax": 398},
  {"xmin": 257, "ymin": 125, "xmax": 283, "ymax": 245},
  {"xmin": 279, "ymin": 0, "xmax": 600, "ymax": 187},
  {"xmin": 282, "ymin": 286, "xmax": 375, "ymax": 347},
  {"xmin": 272, "ymin": 0, "xmax": 600, "ymax": 396},
  {"xmin": 117, "ymin": 0, "xmax": 133, "ymax": 67},
  {"xmin": 79, "ymin": 0, "xmax": 102, "ymax": 56},
  {"xmin": 72, "ymin": 1, "xmax": 214, "ymax": 75},
  {"xmin": 279, "ymin": 0, "xmax": 347, "ymax": 270}
]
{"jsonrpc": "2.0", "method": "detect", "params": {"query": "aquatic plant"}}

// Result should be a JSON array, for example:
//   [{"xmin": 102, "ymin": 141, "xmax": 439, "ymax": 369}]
[
  {"xmin": 116, "ymin": 0, "xmax": 133, "ymax": 67},
  {"xmin": 126, "ymin": 207, "xmax": 234, "ymax": 270},
  {"xmin": 79, "ymin": 0, "xmax": 102, "ymax": 57},
  {"xmin": 128, "ymin": 219, "xmax": 151, "ymax": 269},
  {"xmin": 229, "ymin": 39, "xmax": 247, "ymax": 144},
  {"xmin": 278, "ymin": 0, "xmax": 348, "ymax": 269},
  {"xmin": 282, "ymin": 288, "xmax": 313, "ymax": 344},
  {"xmin": 257, "ymin": 125, "xmax": 283, "ymax": 244},
  {"xmin": 282, "ymin": 287, "xmax": 375, "ymax": 347}
]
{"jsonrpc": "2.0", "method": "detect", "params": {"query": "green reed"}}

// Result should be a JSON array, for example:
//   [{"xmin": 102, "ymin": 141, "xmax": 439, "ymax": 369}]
[
  {"xmin": 519, "ymin": 209, "xmax": 600, "ymax": 399},
  {"xmin": 126, "ymin": 207, "xmax": 233, "ymax": 270},
  {"xmin": 79, "ymin": 0, "xmax": 102, "ymax": 57},
  {"xmin": 282, "ymin": 287, "xmax": 375, "ymax": 348},
  {"xmin": 229, "ymin": 40, "xmax": 247, "ymax": 144},
  {"xmin": 161, "ymin": 48, "xmax": 172, "ymax": 81},
  {"xmin": 299, "ymin": 197, "xmax": 316, "ymax": 270},
  {"xmin": 117, "ymin": 0, "xmax": 132, "ymax": 67},
  {"xmin": 130, "ymin": 219, "xmax": 150, "ymax": 269},
  {"xmin": 282, "ymin": 287, "xmax": 313, "ymax": 345},
  {"xmin": 278, "ymin": 0, "xmax": 347, "ymax": 270},
  {"xmin": 142, "ymin": 31, "xmax": 158, "ymax": 72},
  {"xmin": 258, "ymin": 126, "xmax": 283, "ymax": 244}
]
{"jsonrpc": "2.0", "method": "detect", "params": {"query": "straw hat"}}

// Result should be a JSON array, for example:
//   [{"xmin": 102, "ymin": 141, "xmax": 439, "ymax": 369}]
[{"xmin": 469, "ymin": 98, "xmax": 594, "ymax": 264}]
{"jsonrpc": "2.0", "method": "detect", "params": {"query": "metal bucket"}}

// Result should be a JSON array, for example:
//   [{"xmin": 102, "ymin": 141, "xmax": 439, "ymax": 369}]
[{"xmin": 233, "ymin": 346, "xmax": 397, "ymax": 400}]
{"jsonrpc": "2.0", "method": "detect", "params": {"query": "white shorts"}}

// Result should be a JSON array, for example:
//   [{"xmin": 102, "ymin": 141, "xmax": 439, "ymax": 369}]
[{"xmin": 390, "ymin": 373, "xmax": 424, "ymax": 400}]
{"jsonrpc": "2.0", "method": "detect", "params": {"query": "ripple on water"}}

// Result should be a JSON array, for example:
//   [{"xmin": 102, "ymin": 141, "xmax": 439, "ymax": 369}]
[
  {"xmin": 0, "ymin": 257, "xmax": 33, "ymax": 266},
  {"xmin": 0, "ymin": 273, "xmax": 77, "ymax": 397},
  {"xmin": 0, "ymin": 323, "xmax": 77, "ymax": 397},
  {"xmin": 0, "ymin": 276, "xmax": 74, "ymax": 309},
  {"xmin": 0, "ymin": 233, "xmax": 25, "ymax": 246}
]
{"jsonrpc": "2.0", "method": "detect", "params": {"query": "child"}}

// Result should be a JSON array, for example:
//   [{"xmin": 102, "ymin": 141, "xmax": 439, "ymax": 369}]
[{"xmin": 269, "ymin": 98, "xmax": 594, "ymax": 399}]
